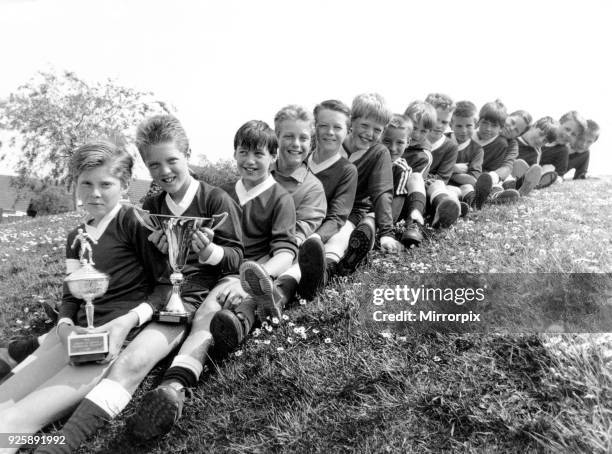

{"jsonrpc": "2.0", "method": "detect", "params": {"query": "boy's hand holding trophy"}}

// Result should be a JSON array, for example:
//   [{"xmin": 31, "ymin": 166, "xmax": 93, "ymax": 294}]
[{"xmin": 134, "ymin": 208, "xmax": 227, "ymax": 324}]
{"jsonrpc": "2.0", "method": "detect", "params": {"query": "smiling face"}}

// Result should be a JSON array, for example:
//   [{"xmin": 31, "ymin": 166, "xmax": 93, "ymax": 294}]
[
  {"xmin": 142, "ymin": 142, "xmax": 191, "ymax": 201},
  {"xmin": 428, "ymin": 108, "xmax": 452, "ymax": 143},
  {"xmin": 477, "ymin": 119, "xmax": 502, "ymax": 141},
  {"xmin": 234, "ymin": 145, "xmax": 274, "ymax": 190},
  {"xmin": 557, "ymin": 119, "xmax": 582, "ymax": 146},
  {"xmin": 277, "ymin": 119, "xmax": 311, "ymax": 174},
  {"xmin": 381, "ymin": 127, "xmax": 410, "ymax": 161},
  {"xmin": 410, "ymin": 119, "xmax": 431, "ymax": 147},
  {"xmin": 315, "ymin": 108, "xmax": 349, "ymax": 155},
  {"xmin": 502, "ymin": 114, "xmax": 529, "ymax": 139},
  {"xmin": 77, "ymin": 163, "xmax": 125, "ymax": 225},
  {"xmin": 348, "ymin": 116, "xmax": 386, "ymax": 152},
  {"xmin": 525, "ymin": 127, "xmax": 549, "ymax": 148},
  {"xmin": 451, "ymin": 115, "xmax": 476, "ymax": 144},
  {"xmin": 574, "ymin": 130, "xmax": 599, "ymax": 152}
]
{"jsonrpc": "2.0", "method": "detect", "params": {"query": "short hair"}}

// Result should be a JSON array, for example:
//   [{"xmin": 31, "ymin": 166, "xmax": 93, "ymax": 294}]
[
  {"xmin": 404, "ymin": 101, "xmax": 437, "ymax": 131},
  {"xmin": 559, "ymin": 110, "xmax": 588, "ymax": 137},
  {"xmin": 509, "ymin": 110, "xmax": 533, "ymax": 131},
  {"xmin": 425, "ymin": 93, "xmax": 455, "ymax": 112},
  {"xmin": 586, "ymin": 119, "xmax": 600, "ymax": 137},
  {"xmin": 274, "ymin": 105, "xmax": 314, "ymax": 135},
  {"xmin": 452, "ymin": 100, "xmax": 478, "ymax": 120},
  {"xmin": 71, "ymin": 139, "xmax": 133, "ymax": 187},
  {"xmin": 386, "ymin": 114, "xmax": 414, "ymax": 133},
  {"xmin": 479, "ymin": 99, "xmax": 508, "ymax": 127},
  {"xmin": 234, "ymin": 120, "xmax": 278, "ymax": 156},
  {"xmin": 350, "ymin": 93, "xmax": 392, "ymax": 126},
  {"xmin": 532, "ymin": 116, "xmax": 559, "ymax": 143},
  {"xmin": 136, "ymin": 115, "xmax": 190, "ymax": 159},
  {"xmin": 313, "ymin": 99, "xmax": 351, "ymax": 127}
]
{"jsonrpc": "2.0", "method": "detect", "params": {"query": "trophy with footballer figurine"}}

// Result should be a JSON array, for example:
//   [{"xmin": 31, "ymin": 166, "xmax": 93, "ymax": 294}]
[
  {"xmin": 64, "ymin": 229, "xmax": 110, "ymax": 364},
  {"xmin": 134, "ymin": 207, "xmax": 227, "ymax": 324}
]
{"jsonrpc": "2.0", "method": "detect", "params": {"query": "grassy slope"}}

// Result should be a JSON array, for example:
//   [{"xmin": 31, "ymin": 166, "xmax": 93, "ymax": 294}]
[{"xmin": 1, "ymin": 177, "xmax": 611, "ymax": 453}]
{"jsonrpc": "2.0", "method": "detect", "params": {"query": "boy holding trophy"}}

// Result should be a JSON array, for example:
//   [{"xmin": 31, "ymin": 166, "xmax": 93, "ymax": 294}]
[
  {"xmin": 0, "ymin": 140, "xmax": 187, "ymax": 453},
  {"xmin": 127, "ymin": 115, "xmax": 245, "ymax": 440}
]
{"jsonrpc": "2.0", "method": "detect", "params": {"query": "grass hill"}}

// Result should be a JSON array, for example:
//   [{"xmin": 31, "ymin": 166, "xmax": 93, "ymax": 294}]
[{"xmin": 0, "ymin": 177, "xmax": 611, "ymax": 453}]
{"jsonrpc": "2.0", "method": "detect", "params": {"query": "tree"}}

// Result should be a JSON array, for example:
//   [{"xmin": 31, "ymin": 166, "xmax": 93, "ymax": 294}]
[{"xmin": 0, "ymin": 69, "xmax": 171, "ymax": 193}]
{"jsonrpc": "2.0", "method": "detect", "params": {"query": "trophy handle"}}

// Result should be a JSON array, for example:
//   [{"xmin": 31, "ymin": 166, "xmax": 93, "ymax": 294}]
[
  {"xmin": 133, "ymin": 207, "xmax": 163, "ymax": 232},
  {"xmin": 210, "ymin": 212, "xmax": 228, "ymax": 231}
]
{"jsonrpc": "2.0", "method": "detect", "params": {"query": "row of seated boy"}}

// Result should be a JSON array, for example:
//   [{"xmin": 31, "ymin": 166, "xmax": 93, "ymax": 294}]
[
  {"xmin": 383, "ymin": 94, "xmax": 599, "ymax": 247},
  {"xmin": 0, "ymin": 93, "xmax": 599, "ymax": 445},
  {"xmin": 0, "ymin": 97, "xmax": 398, "ymax": 443}
]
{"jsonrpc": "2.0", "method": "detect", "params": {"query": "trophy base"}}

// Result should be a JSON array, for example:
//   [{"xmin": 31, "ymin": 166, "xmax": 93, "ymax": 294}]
[
  {"xmin": 153, "ymin": 311, "xmax": 193, "ymax": 325},
  {"xmin": 68, "ymin": 331, "xmax": 109, "ymax": 364}
]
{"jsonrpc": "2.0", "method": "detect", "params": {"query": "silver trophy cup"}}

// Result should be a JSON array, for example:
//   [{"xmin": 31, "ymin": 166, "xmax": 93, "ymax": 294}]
[
  {"xmin": 64, "ymin": 229, "xmax": 110, "ymax": 364},
  {"xmin": 134, "ymin": 208, "xmax": 228, "ymax": 324}
]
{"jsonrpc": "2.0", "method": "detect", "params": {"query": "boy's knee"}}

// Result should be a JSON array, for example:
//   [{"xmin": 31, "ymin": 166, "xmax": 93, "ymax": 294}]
[{"xmin": 109, "ymin": 349, "xmax": 156, "ymax": 383}]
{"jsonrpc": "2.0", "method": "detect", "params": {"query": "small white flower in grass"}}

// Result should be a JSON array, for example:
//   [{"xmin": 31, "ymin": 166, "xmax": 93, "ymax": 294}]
[
  {"xmin": 277, "ymin": 347, "xmax": 284, "ymax": 352},
  {"xmin": 312, "ymin": 328, "xmax": 320, "ymax": 334},
  {"xmin": 324, "ymin": 337, "xmax": 332, "ymax": 344},
  {"xmin": 271, "ymin": 316, "xmax": 280, "ymax": 325},
  {"xmin": 288, "ymin": 321, "xmax": 295, "ymax": 327},
  {"xmin": 234, "ymin": 350, "xmax": 243, "ymax": 357},
  {"xmin": 282, "ymin": 314, "xmax": 290, "ymax": 321},
  {"xmin": 433, "ymin": 356, "xmax": 441, "ymax": 362},
  {"xmin": 380, "ymin": 332, "xmax": 392, "ymax": 339},
  {"xmin": 539, "ymin": 249, "xmax": 547, "ymax": 256},
  {"xmin": 262, "ymin": 322, "xmax": 273, "ymax": 333},
  {"xmin": 263, "ymin": 340, "xmax": 271, "ymax": 345},
  {"xmin": 299, "ymin": 298, "xmax": 307, "ymax": 306},
  {"xmin": 398, "ymin": 336, "xmax": 407, "ymax": 342},
  {"xmin": 287, "ymin": 337, "xmax": 294, "ymax": 344},
  {"xmin": 504, "ymin": 244, "xmax": 511, "ymax": 250},
  {"xmin": 252, "ymin": 328, "xmax": 261, "ymax": 338},
  {"xmin": 293, "ymin": 326, "xmax": 307, "ymax": 339}
]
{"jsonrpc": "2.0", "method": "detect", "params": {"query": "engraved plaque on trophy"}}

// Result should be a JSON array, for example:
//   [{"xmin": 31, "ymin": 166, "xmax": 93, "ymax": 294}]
[
  {"xmin": 64, "ymin": 229, "xmax": 110, "ymax": 364},
  {"xmin": 134, "ymin": 208, "xmax": 227, "ymax": 324}
]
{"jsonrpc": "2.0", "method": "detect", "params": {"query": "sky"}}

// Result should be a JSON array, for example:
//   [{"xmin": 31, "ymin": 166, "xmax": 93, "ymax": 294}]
[{"xmin": 0, "ymin": 0, "xmax": 610, "ymax": 178}]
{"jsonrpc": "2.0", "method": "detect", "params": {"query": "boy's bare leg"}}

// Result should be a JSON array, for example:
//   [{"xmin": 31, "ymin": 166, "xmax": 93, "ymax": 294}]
[
  {"xmin": 0, "ymin": 356, "xmax": 109, "ymax": 448},
  {"xmin": 33, "ymin": 323, "xmax": 187, "ymax": 453},
  {"xmin": 128, "ymin": 292, "xmax": 223, "ymax": 440},
  {"xmin": 107, "ymin": 323, "xmax": 186, "ymax": 392},
  {"xmin": 0, "ymin": 334, "xmax": 67, "ymax": 410}
]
